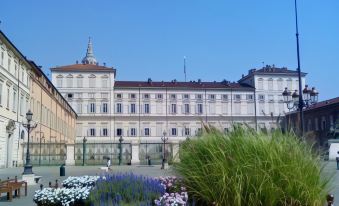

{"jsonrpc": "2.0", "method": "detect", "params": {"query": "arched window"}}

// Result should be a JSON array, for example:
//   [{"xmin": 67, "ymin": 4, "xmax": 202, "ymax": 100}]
[
  {"xmin": 66, "ymin": 74, "xmax": 73, "ymax": 88},
  {"xmin": 88, "ymin": 74, "xmax": 96, "ymax": 88},
  {"xmin": 56, "ymin": 75, "xmax": 63, "ymax": 88},
  {"xmin": 257, "ymin": 78, "xmax": 264, "ymax": 90}
]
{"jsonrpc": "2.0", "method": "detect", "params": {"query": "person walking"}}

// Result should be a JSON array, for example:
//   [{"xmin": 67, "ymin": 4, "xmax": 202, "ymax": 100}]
[
  {"xmin": 107, "ymin": 158, "xmax": 111, "ymax": 170},
  {"xmin": 336, "ymin": 151, "xmax": 339, "ymax": 170}
]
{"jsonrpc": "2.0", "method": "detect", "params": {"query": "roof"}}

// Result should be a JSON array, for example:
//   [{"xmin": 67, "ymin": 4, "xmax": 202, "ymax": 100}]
[
  {"xmin": 50, "ymin": 64, "xmax": 116, "ymax": 72},
  {"xmin": 239, "ymin": 65, "xmax": 307, "ymax": 82},
  {"xmin": 115, "ymin": 80, "xmax": 254, "ymax": 90},
  {"xmin": 304, "ymin": 97, "xmax": 339, "ymax": 112}
]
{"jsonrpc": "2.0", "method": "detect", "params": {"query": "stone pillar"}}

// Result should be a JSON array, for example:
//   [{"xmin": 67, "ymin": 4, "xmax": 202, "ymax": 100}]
[
  {"xmin": 172, "ymin": 141, "xmax": 180, "ymax": 162},
  {"xmin": 130, "ymin": 141, "xmax": 140, "ymax": 165},
  {"xmin": 65, "ymin": 144, "xmax": 75, "ymax": 165}
]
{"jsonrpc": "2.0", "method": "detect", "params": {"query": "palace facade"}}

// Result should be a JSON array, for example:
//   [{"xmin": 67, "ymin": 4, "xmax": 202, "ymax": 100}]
[{"xmin": 51, "ymin": 39, "xmax": 306, "ymax": 146}]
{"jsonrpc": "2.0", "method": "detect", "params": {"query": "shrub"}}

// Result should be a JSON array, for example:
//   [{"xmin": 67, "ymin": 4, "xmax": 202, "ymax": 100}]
[{"xmin": 174, "ymin": 125, "xmax": 332, "ymax": 206}]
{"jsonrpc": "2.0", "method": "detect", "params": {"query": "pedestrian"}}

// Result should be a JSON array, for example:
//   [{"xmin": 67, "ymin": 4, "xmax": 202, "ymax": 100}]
[
  {"xmin": 107, "ymin": 158, "xmax": 111, "ymax": 170},
  {"xmin": 336, "ymin": 151, "xmax": 339, "ymax": 170}
]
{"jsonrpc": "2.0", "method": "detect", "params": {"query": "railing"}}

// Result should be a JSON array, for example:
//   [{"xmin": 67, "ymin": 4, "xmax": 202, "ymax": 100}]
[{"xmin": 22, "ymin": 143, "xmax": 66, "ymax": 166}]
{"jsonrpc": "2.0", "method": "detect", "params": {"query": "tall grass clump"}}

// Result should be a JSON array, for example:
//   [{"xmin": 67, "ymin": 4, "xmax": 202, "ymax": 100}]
[{"xmin": 174, "ymin": 125, "xmax": 332, "ymax": 206}]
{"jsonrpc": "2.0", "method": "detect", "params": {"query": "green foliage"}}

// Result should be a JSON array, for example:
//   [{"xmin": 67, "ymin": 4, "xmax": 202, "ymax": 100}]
[{"xmin": 174, "ymin": 125, "xmax": 332, "ymax": 206}]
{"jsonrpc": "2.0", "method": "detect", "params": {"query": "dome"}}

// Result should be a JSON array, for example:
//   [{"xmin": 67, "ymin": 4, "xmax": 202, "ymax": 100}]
[{"xmin": 81, "ymin": 37, "xmax": 97, "ymax": 65}]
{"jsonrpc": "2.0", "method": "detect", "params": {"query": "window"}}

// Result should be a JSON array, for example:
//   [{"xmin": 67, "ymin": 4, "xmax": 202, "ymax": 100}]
[
  {"xmin": 170, "ymin": 94, "xmax": 176, "ymax": 100},
  {"xmin": 7, "ymin": 86, "xmax": 10, "ymax": 109},
  {"xmin": 76, "ymin": 76, "xmax": 83, "ymax": 87},
  {"xmin": 117, "ymin": 128, "xmax": 123, "ymax": 136},
  {"xmin": 246, "ymin": 94, "xmax": 253, "ymax": 101},
  {"xmin": 116, "ymin": 103, "xmax": 122, "ymax": 113},
  {"xmin": 196, "ymin": 94, "xmax": 202, "ymax": 100},
  {"xmin": 66, "ymin": 76, "xmax": 73, "ymax": 87},
  {"xmin": 102, "ymin": 128, "xmax": 108, "ymax": 136},
  {"xmin": 130, "ymin": 128, "xmax": 136, "ymax": 136},
  {"xmin": 89, "ymin": 75, "xmax": 96, "ymax": 88},
  {"xmin": 258, "ymin": 78, "xmax": 264, "ymax": 90},
  {"xmin": 183, "ymin": 94, "xmax": 189, "ymax": 99},
  {"xmin": 12, "ymin": 90, "xmax": 16, "ymax": 111},
  {"xmin": 116, "ymin": 94, "xmax": 122, "ymax": 99},
  {"xmin": 77, "ymin": 103, "xmax": 82, "ymax": 113},
  {"xmin": 222, "ymin": 94, "xmax": 228, "ymax": 101},
  {"xmin": 57, "ymin": 77, "xmax": 63, "ymax": 88},
  {"xmin": 234, "ymin": 94, "xmax": 241, "ymax": 101},
  {"xmin": 14, "ymin": 63, "xmax": 17, "ymax": 77},
  {"xmin": 21, "ymin": 68, "xmax": 24, "ymax": 83},
  {"xmin": 90, "ymin": 103, "xmax": 95, "ymax": 113},
  {"xmin": 8, "ymin": 58, "xmax": 11, "ymax": 71},
  {"xmin": 101, "ymin": 93, "xmax": 108, "ymax": 99},
  {"xmin": 171, "ymin": 128, "xmax": 177, "ymax": 136},
  {"xmin": 0, "ymin": 50, "xmax": 4, "ymax": 65},
  {"xmin": 88, "ymin": 93, "xmax": 95, "ymax": 98},
  {"xmin": 67, "ymin": 93, "xmax": 73, "ymax": 99},
  {"xmin": 143, "ymin": 94, "xmax": 150, "ymax": 99},
  {"xmin": 171, "ymin": 104, "xmax": 177, "ymax": 114},
  {"xmin": 184, "ymin": 104, "xmax": 190, "ymax": 114},
  {"xmin": 144, "ymin": 104, "xmax": 150, "ymax": 114},
  {"xmin": 184, "ymin": 128, "xmax": 190, "ymax": 136},
  {"xmin": 130, "ymin": 103, "xmax": 136, "ymax": 113},
  {"xmin": 268, "ymin": 78, "xmax": 273, "ymax": 90},
  {"xmin": 258, "ymin": 95, "xmax": 265, "ymax": 101},
  {"xmin": 130, "ymin": 94, "xmax": 136, "ymax": 99},
  {"xmin": 0, "ymin": 81, "xmax": 3, "ymax": 105},
  {"xmin": 102, "ymin": 78, "xmax": 108, "ymax": 88},
  {"xmin": 144, "ymin": 128, "xmax": 150, "ymax": 136},
  {"xmin": 197, "ymin": 104, "xmax": 203, "ymax": 114},
  {"xmin": 157, "ymin": 94, "xmax": 163, "ymax": 99},
  {"xmin": 209, "ymin": 94, "xmax": 215, "ymax": 100},
  {"xmin": 102, "ymin": 103, "xmax": 108, "ymax": 113},
  {"xmin": 89, "ymin": 128, "xmax": 95, "ymax": 136},
  {"xmin": 277, "ymin": 78, "xmax": 283, "ymax": 90}
]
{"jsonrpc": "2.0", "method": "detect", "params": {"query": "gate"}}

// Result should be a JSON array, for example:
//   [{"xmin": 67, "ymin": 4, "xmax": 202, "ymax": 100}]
[
  {"xmin": 74, "ymin": 142, "xmax": 132, "ymax": 165},
  {"xmin": 139, "ymin": 143, "xmax": 173, "ymax": 165}
]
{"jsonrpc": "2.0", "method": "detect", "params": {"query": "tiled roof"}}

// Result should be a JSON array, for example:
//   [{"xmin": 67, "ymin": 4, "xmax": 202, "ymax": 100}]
[
  {"xmin": 115, "ymin": 80, "xmax": 253, "ymax": 90},
  {"xmin": 50, "ymin": 64, "xmax": 115, "ymax": 72},
  {"xmin": 304, "ymin": 97, "xmax": 339, "ymax": 112},
  {"xmin": 239, "ymin": 65, "xmax": 307, "ymax": 81}
]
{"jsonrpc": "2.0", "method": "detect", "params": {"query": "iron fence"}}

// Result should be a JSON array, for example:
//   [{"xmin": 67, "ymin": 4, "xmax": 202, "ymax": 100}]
[
  {"xmin": 74, "ymin": 142, "xmax": 132, "ymax": 165},
  {"xmin": 22, "ymin": 143, "xmax": 66, "ymax": 166},
  {"xmin": 139, "ymin": 143, "xmax": 173, "ymax": 165}
]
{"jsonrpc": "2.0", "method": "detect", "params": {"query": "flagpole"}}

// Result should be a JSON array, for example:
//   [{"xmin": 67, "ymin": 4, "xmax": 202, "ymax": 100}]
[{"xmin": 184, "ymin": 56, "xmax": 186, "ymax": 82}]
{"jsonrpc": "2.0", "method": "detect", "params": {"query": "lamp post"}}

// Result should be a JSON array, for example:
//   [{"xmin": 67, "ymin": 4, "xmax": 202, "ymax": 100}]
[
  {"xmin": 39, "ymin": 136, "xmax": 45, "ymax": 166},
  {"xmin": 82, "ymin": 137, "xmax": 87, "ymax": 166},
  {"xmin": 23, "ymin": 110, "xmax": 37, "ymax": 175},
  {"xmin": 161, "ymin": 131, "xmax": 168, "ymax": 169},
  {"xmin": 282, "ymin": 85, "xmax": 319, "ymax": 134},
  {"xmin": 118, "ymin": 136, "xmax": 124, "ymax": 165}
]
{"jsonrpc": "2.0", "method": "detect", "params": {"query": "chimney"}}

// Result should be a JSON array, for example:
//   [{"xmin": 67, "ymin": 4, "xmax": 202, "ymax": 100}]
[
  {"xmin": 103, "ymin": 62, "xmax": 106, "ymax": 67},
  {"xmin": 147, "ymin": 78, "xmax": 152, "ymax": 84},
  {"xmin": 76, "ymin": 60, "xmax": 79, "ymax": 64}
]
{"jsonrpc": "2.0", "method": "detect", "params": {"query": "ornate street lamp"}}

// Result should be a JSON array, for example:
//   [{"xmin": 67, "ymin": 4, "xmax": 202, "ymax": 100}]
[
  {"xmin": 118, "ymin": 136, "xmax": 124, "ymax": 165},
  {"xmin": 161, "ymin": 131, "xmax": 168, "ymax": 169},
  {"xmin": 23, "ymin": 110, "xmax": 37, "ymax": 175},
  {"xmin": 82, "ymin": 136, "xmax": 87, "ymax": 166}
]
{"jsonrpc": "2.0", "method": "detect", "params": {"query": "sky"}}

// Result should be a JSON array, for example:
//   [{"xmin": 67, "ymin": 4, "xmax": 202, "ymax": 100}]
[{"xmin": 1, "ymin": 0, "xmax": 338, "ymax": 100}]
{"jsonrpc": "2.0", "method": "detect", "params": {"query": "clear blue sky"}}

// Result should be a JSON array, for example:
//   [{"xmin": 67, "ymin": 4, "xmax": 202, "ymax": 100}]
[{"xmin": 1, "ymin": 0, "xmax": 338, "ymax": 100}]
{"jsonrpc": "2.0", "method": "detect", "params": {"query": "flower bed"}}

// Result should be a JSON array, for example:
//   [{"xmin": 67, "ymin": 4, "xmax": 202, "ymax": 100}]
[{"xmin": 34, "ymin": 174, "xmax": 189, "ymax": 206}]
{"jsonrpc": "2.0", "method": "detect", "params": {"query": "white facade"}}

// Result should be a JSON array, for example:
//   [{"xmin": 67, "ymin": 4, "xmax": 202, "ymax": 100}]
[
  {"xmin": 0, "ymin": 33, "xmax": 30, "ymax": 168},
  {"xmin": 51, "ymin": 42, "xmax": 307, "ymax": 146}
]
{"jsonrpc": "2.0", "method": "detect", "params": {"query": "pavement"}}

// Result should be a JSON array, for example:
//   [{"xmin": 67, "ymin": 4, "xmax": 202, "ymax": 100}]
[{"xmin": 0, "ymin": 162, "xmax": 338, "ymax": 206}]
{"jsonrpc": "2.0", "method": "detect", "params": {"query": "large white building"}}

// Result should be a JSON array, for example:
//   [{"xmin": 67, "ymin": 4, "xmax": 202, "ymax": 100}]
[
  {"xmin": 51, "ymin": 39, "xmax": 306, "ymax": 148},
  {"xmin": 0, "ymin": 31, "xmax": 31, "ymax": 168}
]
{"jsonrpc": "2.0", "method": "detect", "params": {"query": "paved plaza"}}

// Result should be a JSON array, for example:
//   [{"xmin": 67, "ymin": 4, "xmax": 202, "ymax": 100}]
[{"xmin": 0, "ymin": 162, "xmax": 338, "ymax": 206}]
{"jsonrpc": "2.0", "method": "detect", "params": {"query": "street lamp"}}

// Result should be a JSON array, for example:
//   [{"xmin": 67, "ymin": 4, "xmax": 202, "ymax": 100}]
[
  {"xmin": 118, "ymin": 136, "xmax": 124, "ymax": 165},
  {"xmin": 282, "ymin": 85, "xmax": 319, "ymax": 134},
  {"xmin": 161, "ymin": 131, "xmax": 168, "ymax": 169},
  {"xmin": 39, "ymin": 135, "xmax": 45, "ymax": 166},
  {"xmin": 23, "ymin": 110, "xmax": 37, "ymax": 175},
  {"xmin": 82, "ymin": 137, "xmax": 87, "ymax": 166}
]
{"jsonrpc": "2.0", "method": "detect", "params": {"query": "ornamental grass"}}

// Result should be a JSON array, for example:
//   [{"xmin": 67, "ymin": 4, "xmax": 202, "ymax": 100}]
[{"xmin": 174, "ymin": 125, "xmax": 332, "ymax": 206}]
